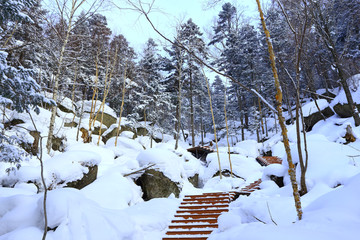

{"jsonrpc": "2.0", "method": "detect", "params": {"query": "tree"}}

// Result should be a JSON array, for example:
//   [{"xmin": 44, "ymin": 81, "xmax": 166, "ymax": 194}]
[
  {"xmin": 138, "ymin": 38, "xmax": 173, "ymax": 145},
  {"xmin": 256, "ymin": 0, "xmax": 303, "ymax": 221},
  {"xmin": 178, "ymin": 19, "xmax": 207, "ymax": 147},
  {"xmin": 211, "ymin": 76, "xmax": 225, "ymax": 124},
  {"xmin": 308, "ymin": 0, "xmax": 360, "ymax": 126}
]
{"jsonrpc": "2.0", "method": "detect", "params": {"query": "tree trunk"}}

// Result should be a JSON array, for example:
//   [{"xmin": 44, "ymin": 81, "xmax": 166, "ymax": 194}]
[
  {"xmin": 189, "ymin": 68, "xmax": 195, "ymax": 147},
  {"xmin": 309, "ymin": 0, "xmax": 360, "ymax": 126},
  {"xmin": 256, "ymin": 0, "xmax": 303, "ymax": 220}
]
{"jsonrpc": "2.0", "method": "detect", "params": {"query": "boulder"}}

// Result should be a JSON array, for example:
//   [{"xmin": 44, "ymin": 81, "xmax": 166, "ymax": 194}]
[
  {"xmin": 52, "ymin": 136, "xmax": 66, "ymax": 152},
  {"xmin": 102, "ymin": 125, "xmax": 134, "ymax": 143},
  {"xmin": 4, "ymin": 119, "xmax": 24, "ymax": 129},
  {"xmin": 188, "ymin": 174, "xmax": 199, "ymax": 188},
  {"xmin": 87, "ymin": 112, "xmax": 117, "ymax": 128},
  {"xmin": 304, "ymin": 106, "xmax": 334, "ymax": 131},
  {"xmin": 136, "ymin": 169, "xmax": 181, "ymax": 200},
  {"xmin": 333, "ymin": 103, "xmax": 360, "ymax": 118},
  {"xmin": 58, "ymin": 102, "xmax": 75, "ymax": 114},
  {"xmin": 66, "ymin": 165, "xmax": 98, "ymax": 190},
  {"xmin": 92, "ymin": 126, "xmax": 107, "ymax": 136},
  {"xmin": 136, "ymin": 127, "xmax": 149, "ymax": 137},
  {"xmin": 64, "ymin": 121, "xmax": 78, "ymax": 128},
  {"xmin": 318, "ymin": 91, "xmax": 336, "ymax": 102}
]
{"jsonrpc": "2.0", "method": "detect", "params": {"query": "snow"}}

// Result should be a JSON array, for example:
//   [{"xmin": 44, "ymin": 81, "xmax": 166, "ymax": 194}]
[
  {"xmin": 2, "ymin": 83, "xmax": 360, "ymax": 240},
  {"xmin": 302, "ymin": 99, "xmax": 329, "ymax": 117},
  {"xmin": 136, "ymin": 148, "xmax": 185, "ymax": 182},
  {"xmin": 331, "ymin": 74, "xmax": 360, "ymax": 105},
  {"xmin": 76, "ymin": 100, "xmax": 117, "ymax": 118}
]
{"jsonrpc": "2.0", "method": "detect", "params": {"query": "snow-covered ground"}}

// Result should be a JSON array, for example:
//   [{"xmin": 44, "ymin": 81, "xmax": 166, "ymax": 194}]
[{"xmin": 1, "ymin": 91, "xmax": 360, "ymax": 239}]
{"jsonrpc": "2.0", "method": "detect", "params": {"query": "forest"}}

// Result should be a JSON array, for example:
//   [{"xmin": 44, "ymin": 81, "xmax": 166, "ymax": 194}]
[{"xmin": 1, "ymin": 0, "xmax": 360, "ymax": 240}]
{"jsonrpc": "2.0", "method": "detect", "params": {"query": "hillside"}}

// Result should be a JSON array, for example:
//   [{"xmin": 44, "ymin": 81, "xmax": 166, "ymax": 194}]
[{"xmin": 1, "ymin": 85, "xmax": 360, "ymax": 240}]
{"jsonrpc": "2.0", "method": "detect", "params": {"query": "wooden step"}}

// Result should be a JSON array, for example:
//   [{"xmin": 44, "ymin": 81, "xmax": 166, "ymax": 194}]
[
  {"xmin": 179, "ymin": 204, "xmax": 229, "ymax": 210},
  {"xmin": 171, "ymin": 219, "xmax": 217, "ymax": 224},
  {"xmin": 183, "ymin": 197, "xmax": 230, "ymax": 202},
  {"xmin": 163, "ymin": 237, "xmax": 208, "ymax": 240},
  {"xmin": 174, "ymin": 214, "xmax": 221, "ymax": 219},
  {"xmin": 176, "ymin": 209, "xmax": 228, "ymax": 214},
  {"xmin": 166, "ymin": 230, "xmax": 212, "ymax": 235},
  {"xmin": 184, "ymin": 193, "xmax": 230, "ymax": 198},
  {"xmin": 181, "ymin": 200, "xmax": 229, "ymax": 205},
  {"xmin": 168, "ymin": 224, "xmax": 218, "ymax": 229}
]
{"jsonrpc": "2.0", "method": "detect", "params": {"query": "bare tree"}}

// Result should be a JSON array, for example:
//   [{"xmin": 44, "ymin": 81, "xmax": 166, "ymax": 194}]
[
  {"xmin": 308, "ymin": 0, "xmax": 360, "ymax": 126},
  {"xmin": 276, "ymin": 0, "xmax": 309, "ymax": 195},
  {"xmin": 256, "ymin": 0, "xmax": 303, "ymax": 221},
  {"xmin": 46, "ymin": 0, "xmax": 104, "ymax": 153}
]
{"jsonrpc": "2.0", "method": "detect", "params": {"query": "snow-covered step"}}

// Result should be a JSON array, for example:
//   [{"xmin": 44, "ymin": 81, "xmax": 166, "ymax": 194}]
[
  {"xmin": 166, "ymin": 230, "xmax": 212, "ymax": 235},
  {"xmin": 182, "ymin": 197, "xmax": 230, "ymax": 202},
  {"xmin": 176, "ymin": 209, "xmax": 229, "ymax": 214},
  {"xmin": 178, "ymin": 204, "xmax": 229, "ymax": 210},
  {"xmin": 163, "ymin": 192, "xmax": 233, "ymax": 240},
  {"xmin": 163, "ymin": 236, "xmax": 208, "ymax": 240},
  {"xmin": 180, "ymin": 200, "xmax": 229, "ymax": 205},
  {"xmin": 171, "ymin": 218, "xmax": 218, "ymax": 224},
  {"xmin": 174, "ymin": 213, "xmax": 221, "ymax": 219},
  {"xmin": 168, "ymin": 224, "xmax": 218, "ymax": 229}
]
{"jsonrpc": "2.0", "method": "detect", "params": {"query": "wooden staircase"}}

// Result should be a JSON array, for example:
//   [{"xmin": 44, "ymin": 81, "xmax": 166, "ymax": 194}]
[
  {"xmin": 162, "ymin": 184, "xmax": 264, "ymax": 240},
  {"xmin": 162, "ymin": 192, "xmax": 236, "ymax": 240},
  {"xmin": 163, "ymin": 155, "xmax": 282, "ymax": 240}
]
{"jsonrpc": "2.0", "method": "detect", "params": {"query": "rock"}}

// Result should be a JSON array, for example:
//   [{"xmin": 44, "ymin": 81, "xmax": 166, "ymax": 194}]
[
  {"xmin": 136, "ymin": 169, "xmax": 181, "ymax": 200},
  {"xmin": 188, "ymin": 174, "xmax": 199, "ymax": 187},
  {"xmin": 270, "ymin": 175, "xmax": 284, "ymax": 188},
  {"xmin": 92, "ymin": 126, "xmax": 107, "ymax": 136},
  {"xmin": 304, "ymin": 106, "xmax": 334, "ymax": 131},
  {"xmin": 4, "ymin": 119, "xmax": 24, "ymax": 129},
  {"xmin": 213, "ymin": 170, "xmax": 245, "ymax": 180},
  {"xmin": 318, "ymin": 91, "xmax": 336, "ymax": 102},
  {"xmin": 66, "ymin": 165, "xmax": 98, "ymax": 190},
  {"xmin": 136, "ymin": 127, "xmax": 148, "ymax": 137},
  {"xmin": 58, "ymin": 102, "xmax": 75, "ymax": 114},
  {"xmin": 333, "ymin": 103, "xmax": 360, "ymax": 118},
  {"xmin": 87, "ymin": 111, "xmax": 117, "ymax": 128},
  {"xmin": 102, "ymin": 125, "xmax": 133, "ymax": 143},
  {"xmin": 64, "ymin": 121, "xmax": 78, "ymax": 128},
  {"xmin": 52, "ymin": 136, "xmax": 66, "ymax": 152}
]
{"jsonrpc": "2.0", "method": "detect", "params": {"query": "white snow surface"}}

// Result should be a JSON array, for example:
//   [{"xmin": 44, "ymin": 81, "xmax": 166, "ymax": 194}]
[
  {"xmin": 331, "ymin": 74, "xmax": 360, "ymax": 105},
  {"xmin": 76, "ymin": 100, "xmax": 117, "ymax": 118},
  {"xmin": 302, "ymin": 99, "xmax": 329, "ymax": 117},
  {"xmin": 2, "ymin": 86, "xmax": 360, "ymax": 240}
]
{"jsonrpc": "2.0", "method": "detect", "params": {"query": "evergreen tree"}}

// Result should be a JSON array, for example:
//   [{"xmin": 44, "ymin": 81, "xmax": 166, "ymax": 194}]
[
  {"xmin": 0, "ymin": 0, "xmax": 52, "ymax": 172},
  {"xmin": 178, "ymin": 19, "xmax": 207, "ymax": 146},
  {"xmin": 137, "ymin": 38, "xmax": 173, "ymax": 138}
]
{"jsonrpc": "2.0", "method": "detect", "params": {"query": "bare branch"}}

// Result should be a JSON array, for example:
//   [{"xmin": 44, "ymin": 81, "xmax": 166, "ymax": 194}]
[{"xmin": 112, "ymin": 0, "xmax": 278, "ymax": 114}]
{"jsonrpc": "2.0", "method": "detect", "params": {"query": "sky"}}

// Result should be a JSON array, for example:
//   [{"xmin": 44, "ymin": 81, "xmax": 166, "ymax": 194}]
[{"xmin": 104, "ymin": 0, "xmax": 270, "ymax": 51}]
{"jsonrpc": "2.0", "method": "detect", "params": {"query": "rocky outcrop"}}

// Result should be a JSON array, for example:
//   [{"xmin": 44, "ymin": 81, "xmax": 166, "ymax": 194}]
[
  {"xmin": 136, "ymin": 169, "xmax": 181, "ymax": 200},
  {"xmin": 51, "ymin": 136, "xmax": 66, "ymax": 152},
  {"xmin": 4, "ymin": 119, "xmax": 24, "ymax": 129},
  {"xmin": 87, "ymin": 112, "xmax": 117, "ymax": 128},
  {"xmin": 188, "ymin": 174, "xmax": 199, "ymax": 188},
  {"xmin": 304, "ymin": 106, "xmax": 334, "ymax": 131},
  {"xmin": 66, "ymin": 165, "xmax": 98, "ymax": 190},
  {"xmin": 333, "ymin": 103, "xmax": 360, "ymax": 118},
  {"xmin": 102, "ymin": 125, "xmax": 133, "ymax": 143}
]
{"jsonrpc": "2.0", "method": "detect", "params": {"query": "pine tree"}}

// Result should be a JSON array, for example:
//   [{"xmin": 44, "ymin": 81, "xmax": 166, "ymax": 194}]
[
  {"xmin": 137, "ymin": 38, "xmax": 173, "ymax": 141},
  {"xmin": 178, "ymin": 19, "xmax": 207, "ymax": 146},
  {"xmin": 0, "ymin": 0, "xmax": 52, "ymax": 172}
]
